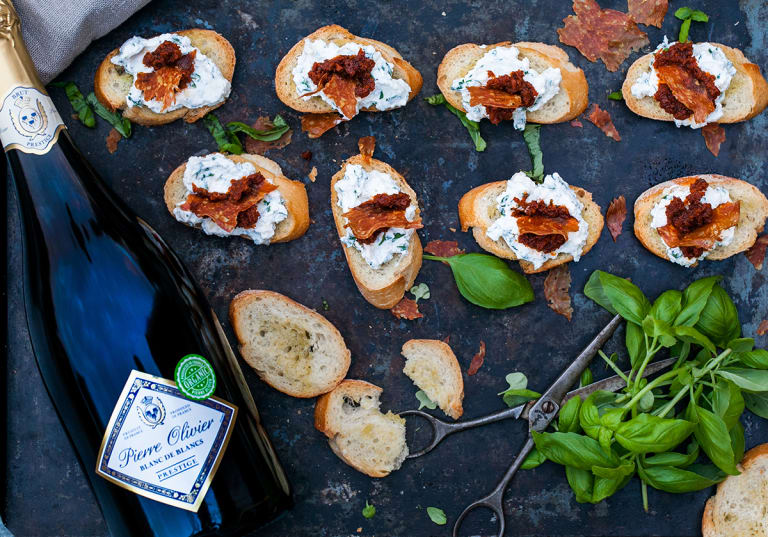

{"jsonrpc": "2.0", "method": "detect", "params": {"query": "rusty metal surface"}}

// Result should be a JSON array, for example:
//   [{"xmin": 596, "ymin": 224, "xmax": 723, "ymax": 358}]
[{"xmin": 5, "ymin": 0, "xmax": 768, "ymax": 536}]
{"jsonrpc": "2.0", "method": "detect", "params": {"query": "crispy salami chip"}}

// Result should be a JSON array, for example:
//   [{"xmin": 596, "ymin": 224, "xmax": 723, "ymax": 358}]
[
  {"xmin": 745, "ymin": 234, "xmax": 768, "ymax": 270},
  {"xmin": 516, "ymin": 215, "xmax": 580, "ymax": 237},
  {"xmin": 544, "ymin": 264, "xmax": 573, "ymax": 321},
  {"xmin": 467, "ymin": 87, "xmax": 524, "ymax": 109},
  {"xmin": 701, "ymin": 123, "xmax": 726, "ymax": 157},
  {"xmin": 558, "ymin": 0, "xmax": 649, "ymax": 72},
  {"xmin": 244, "ymin": 116, "xmax": 293, "ymax": 155},
  {"xmin": 467, "ymin": 341, "xmax": 486, "ymax": 376},
  {"xmin": 391, "ymin": 297, "xmax": 423, "ymax": 320},
  {"xmin": 343, "ymin": 193, "xmax": 422, "ymax": 242},
  {"xmin": 322, "ymin": 75, "xmax": 359, "ymax": 119},
  {"xmin": 358, "ymin": 135, "xmax": 376, "ymax": 158},
  {"xmin": 627, "ymin": 0, "xmax": 668, "ymax": 28},
  {"xmin": 424, "ymin": 240, "xmax": 464, "ymax": 258},
  {"xmin": 606, "ymin": 195, "xmax": 627, "ymax": 241},
  {"xmin": 758, "ymin": 320, "xmax": 768, "ymax": 336},
  {"xmin": 586, "ymin": 103, "xmax": 621, "ymax": 141},
  {"xmin": 136, "ymin": 67, "xmax": 184, "ymax": 110},
  {"xmin": 656, "ymin": 64, "xmax": 716, "ymax": 124},
  {"xmin": 657, "ymin": 201, "xmax": 740, "ymax": 250},
  {"xmin": 301, "ymin": 113, "xmax": 345, "ymax": 138}
]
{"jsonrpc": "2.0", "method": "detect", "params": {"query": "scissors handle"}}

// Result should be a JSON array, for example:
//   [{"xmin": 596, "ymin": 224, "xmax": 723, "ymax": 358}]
[
  {"xmin": 402, "ymin": 404, "xmax": 527, "ymax": 459},
  {"xmin": 452, "ymin": 437, "xmax": 535, "ymax": 537}
]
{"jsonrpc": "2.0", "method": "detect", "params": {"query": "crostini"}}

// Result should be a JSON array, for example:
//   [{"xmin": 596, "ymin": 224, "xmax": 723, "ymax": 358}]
[
  {"xmin": 623, "ymin": 38, "xmax": 768, "ymax": 128},
  {"xmin": 275, "ymin": 25, "xmax": 422, "ymax": 133},
  {"xmin": 95, "ymin": 29, "xmax": 235, "ymax": 125},
  {"xmin": 437, "ymin": 41, "xmax": 588, "ymax": 129},
  {"xmin": 634, "ymin": 174, "xmax": 768, "ymax": 267},
  {"xmin": 330, "ymin": 137, "xmax": 423, "ymax": 309},
  {"xmin": 164, "ymin": 152, "xmax": 309, "ymax": 245},
  {"xmin": 458, "ymin": 172, "xmax": 603, "ymax": 274},
  {"xmin": 230, "ymin": 290, "xmax": 350, "ymax": 398},
  {"xmin": 314, "ymin": 379, "xmax": 408, "ymax": 478}
]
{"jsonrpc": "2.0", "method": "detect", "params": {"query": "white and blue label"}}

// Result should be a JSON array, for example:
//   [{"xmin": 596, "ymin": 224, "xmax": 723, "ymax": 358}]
[
  {"xmin": 0, "ymin": 86, "xmax": 65, "ymax": 154},
  {"xmin": 96, "ymin": 370, "xmax": 237, "ymax": 511}
]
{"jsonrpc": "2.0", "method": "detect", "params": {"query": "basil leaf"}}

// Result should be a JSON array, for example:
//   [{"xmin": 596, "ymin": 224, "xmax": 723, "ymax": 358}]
[
  {"xmin": 730, "ymin": 421, "xmax": 745, "ymax": 463},
  {"xmin": 744, "ymin": 392, "xmax": 768, "ymax": 419},
  {"xmin": 227, "ymin": 116, "xmax": 289, "ymax": 141},
  {"xmin": 522, "ymin": 124, "xmax": 544, "ymax": 183},
  {"xmin": 690, "ymin": 9, "xmax": 709, "ymax": 22},
  {"xmin": 590, "ymin": 465, "xmax": 634, "ymax": 503},
  {"xmin": 643, "ymin": 316, "xmax": 677, "ymax": 348},
  {"xmin": 607, "ymin": 91, "xmax": 623, "ymax": 101},
  {"xmin": 423, "ymin": 253, "xmax": 533, "ymax": 309},
  {"xmin": 650, "ymin": 290, "xmax": 683, "ymax": 325},
  {"xmin": 502, "ymin": 389, "xmax": 541, "ymax": 408},
  {"xmin": 674, "ymin": 325, "xmax": 716, "ymax": 355},
  {"xmin": 85, "ymin": 93, "xmax": 132, "ymax": 138},
  {"xmin": 679, "ymin": 17, "xmax": 692, "ymax": 42},
  {"xmin": 712, "ymin": 379, "xmax": 744, "ymax": 431},
  {"xmin": 717, "ymin": 368, "xmax": 768, "ymax": 393},
  {"xmin": 51, "ymin": 82, "xmax": 95, "ymax": 128},
  {"xmin": 695, "ymin": 285, "xmax": 740, "ymax": 347},
  {"xmin": 426, "ymin": 507, "xmax": 447, "ymax": 525},
  {"xmin": 521, "ymin": 447, "xmax": 546, "ymax": 470},
  {"xmin": 565, "ymin": 466, "xmax": 594, "ymax": 503},
  {"xmin": 584, "ymin": 270, "xmax": 618, "ymax": 315},
  {"xmin": 675, "ymin": 276, "xmax": 720, "ymax": 327},
  {"xmin": 579, "ymin": 392, "xmax": 602, "ymax": 439},
  {"xmin": 593, "ymin": 271, "xmax": 650, "ymax": 325},
  {"xmin": 204, "ymin": 113, "xmax": 242, "ymax": 154},
  {"xmin": 674, "ymin": 7, "xmax": 694, "ymax": 19},
  {"xmin": 591, "ymin": 461, "xmax": 634, "ymax": 480},
  {"xmin": 626, "ymin": 322, "xmax": 646, "ymax": 368},
  {"xmin": 415, "ymin": 390, "xmax": 437, "ymax": 410},
  {"xmin": 727, "ymin": 338, "xmax": 754, "ymax": 353},
  {"xmin": 532, "ymin": 431, "xmax": 620, "ymax": 470},
  {"xmin": 559, "ymin": 397, "xmax": 582, "ymax": 433},
  {"xmin": 733, "ymin": 349, "xmax": 768, "ymax": 369},
  {"xmin": 409, "ymin": 282, "xmax": 430, "ymax": 302},
  {"xmin": 689, "ymin": 403, "xmax": 739, "ymax": 475},
  {"xmin": 362, "ymin": 501, "xmax": 375, "ymax": 519},
  {"xmin": 580, "ymin": 367, "xmax": 593, "ymax": 388},
  {"xmin": 644, "ymin": 441, "xmax": 699, "ymax": 468},
  {"xmin": 425, "ymin": 94, "xmax": 486, "ymax": 151},
  {"xmin": 615, "ymin": 414, "xmax": 695, "ymax": 454},
  {"xmin": 638, "ymin": 464, "xmax": 724, "ymax": 493}
]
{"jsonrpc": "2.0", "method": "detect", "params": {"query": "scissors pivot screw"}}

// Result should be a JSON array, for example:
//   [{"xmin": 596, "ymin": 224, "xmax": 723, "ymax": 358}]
[{"xmin": 541, "ymin": 401, "xmax": 555, "ymax": 413}]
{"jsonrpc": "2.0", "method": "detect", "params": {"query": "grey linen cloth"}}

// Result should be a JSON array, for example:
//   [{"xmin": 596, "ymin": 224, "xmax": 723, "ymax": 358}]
[{"xmin": 14, "ymin": 0, "xmax": 151, "ymax": 84}]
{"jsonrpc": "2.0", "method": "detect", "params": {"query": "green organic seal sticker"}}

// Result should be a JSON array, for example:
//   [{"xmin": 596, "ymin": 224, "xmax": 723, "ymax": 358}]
[{"xmin": 174, "ymin": 354, "xmax": 217, "ymax": 400}]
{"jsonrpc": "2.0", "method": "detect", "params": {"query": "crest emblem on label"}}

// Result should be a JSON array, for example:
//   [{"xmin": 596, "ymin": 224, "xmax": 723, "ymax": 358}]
[
  {"xmin": 0, "ymin": 86, "xmax": 64, "ymax": 154},
  {"xmin": 96, "ymin": 370, "xmax": 237, "ymax": 512}
]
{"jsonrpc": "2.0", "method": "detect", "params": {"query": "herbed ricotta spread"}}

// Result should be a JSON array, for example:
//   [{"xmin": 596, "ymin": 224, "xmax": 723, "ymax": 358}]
[
  {"xmin": 173, "ymin": 154, "xmax": 287, "ymax": 245},
  {"xmin": 334, "ymin": 164, "xmax": 417, "ymax": 269},
  {"xmin": 630, "ymin": 37, "xmax": 736, "ymax": 128},
  {"xmin": 650, "ymin": 183, "xmax": 735, "ymax": 267},
  {"xmin": 486, "ymin": 172, "xmax": 589, "ymax": 270},
  {"xmin": 111, "ymin": 33, "xmax": 231, "ymax": 114},
  {"xmin": 450, "ymin": 46, "xmax": 562, "ymax": 129},
  {"xmin": 292, "ymin": 40, "xmax": 411, "ymax": 119}
]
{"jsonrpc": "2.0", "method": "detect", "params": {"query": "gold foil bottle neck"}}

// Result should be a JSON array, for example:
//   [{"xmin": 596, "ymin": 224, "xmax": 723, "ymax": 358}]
[
  {"xmin": 0, "ymin": 0, "xmax": 20, "ymax": 37},
  {"xmin": 0, "ymin": 0, "xmax": 44, "ymax": 95}
]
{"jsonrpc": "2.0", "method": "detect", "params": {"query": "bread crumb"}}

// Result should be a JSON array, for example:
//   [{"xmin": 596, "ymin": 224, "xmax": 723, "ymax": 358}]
[
  {"xmin": 449, "ymin": 227, "xmax": 456, "ymax": 232},
  {"xmin": 309, "ymin": 166, "xmax": 318, "ymax": 182},
  {"xmin": 106, "ymin": 128, "xmax": 121, "ymax": 154},
  {"xmin": 356, "ymin": 528, "xmax": 362, "ymax": 533}
]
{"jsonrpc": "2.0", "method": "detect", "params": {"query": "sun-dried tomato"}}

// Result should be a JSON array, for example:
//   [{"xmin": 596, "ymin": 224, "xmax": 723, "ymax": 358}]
[
  {"xmin": 511, "ymin": 195, "xmax": 579, "ymax": 253},
  {"xmin": 308, "ymin": 49, "xmax": 376, "ymax": 100},
  {"xmin": 653, "ymin": 42, "xmax": 720, "ymax": 123},
  {"xmin": 343, "ymin": 193, "xmax": 422, "ymax": 243},
  {"xmin": 468, "ymin": 71, "xmax": 538, "ymax": 125},
  {"xmin": 135, "ymin": 40, "xmax": 197, "ymax": 110}
]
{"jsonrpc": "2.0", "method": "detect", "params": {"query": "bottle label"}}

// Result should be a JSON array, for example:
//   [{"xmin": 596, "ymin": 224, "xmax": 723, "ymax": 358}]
[
  {"xmin": 95, "ymin": 370, "xmax": 238, "ymax": 512},
  {"xmin": 0, "ymin": 86, "xmax": 65, "ymax": 154}
]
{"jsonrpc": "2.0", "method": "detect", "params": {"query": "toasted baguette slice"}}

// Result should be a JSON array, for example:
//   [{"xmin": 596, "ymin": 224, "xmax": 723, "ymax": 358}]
[
  {"xmin": 94, "ymin": 29, "xmax": 235, "ymax": 126},
  {"xmin": 458, "ymin": 181, "xmax": 603, "ymax": 274},
  {"xmin": 330, "ymin": 154, "xmax": 422, "ymax": 309},
  {"xmin": 702, "ymin": 443, "xmax": 768, "ymax": 537},
  {"xmin": 275, "ymin": 24, "xmax": 422, "ymax": 114},
  {"xmin": 314, "ymin": 380, "xmax": 408, "ymax": 478},
  {"xmin": 623, "ymin": 43, "xmax": 768, "ymax": 124},
  {"xmin": 164, "ymin": 153, "xmax": 309, "ymax": 244},
  {"xmin": 229, "ymin": 290, "xmax": 350, "ymax": 398},
  {"xmin": 437, "ymin": 41, "xmax": 588, "ymax": 124},
  {"xmin": 634, "ymin": 175, "xmax": 768, "ymax": 265},
  {"xmin": 402, "ymin": 339, "xmax": 464, "ymax": 419}
]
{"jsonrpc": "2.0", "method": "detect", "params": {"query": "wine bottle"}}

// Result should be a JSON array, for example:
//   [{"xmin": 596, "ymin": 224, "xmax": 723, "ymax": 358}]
[{"xmin": 0, "ymin": 2, "xmax": 291, "ymax": 536}]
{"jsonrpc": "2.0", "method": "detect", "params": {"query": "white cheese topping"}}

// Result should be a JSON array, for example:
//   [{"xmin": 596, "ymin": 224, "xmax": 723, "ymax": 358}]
[
  {"xmin": 486, "ymin": 172, "xmax": 588, "ymax": 270},
  {"xmin": 292, "ymin": 40, "xmax": 411, "ymax": 119},
  {"xmin": 630, "ymin": 37, "xmax": 736, "ymax": 128},
  {"xmin": 172, "ymin": 154, "xmax": 287, "ymax": 245},
  {"xmin": 650, "ymin": 182, "xmax": 735, "ymax": 267},
  {"xmin": 111, "ymin": 33, "xmax": 231, "ymax": 114},
  {"xmin": 334, "ymin": 164, "xmax": 417, "ymax": 270},
  {"xmin": 450, "ymin": 46, "xmax": 562, "ymax": 130}
]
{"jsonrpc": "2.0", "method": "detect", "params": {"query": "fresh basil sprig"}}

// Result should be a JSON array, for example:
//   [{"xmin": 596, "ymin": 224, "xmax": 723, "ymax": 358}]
[
  {"xmin": 425, "ymin": 94, "xmax": 486, "ymax": 152},
  {"xmin": 227, "ymin": 115, "xmax": 289, "ymax": 142},
  {"xmin": 51, "ymin": 82, "xmax": 95, "ymax": 128},
  {"xmin": 423, "ymin": 253, "xmax": 533, "ymax": 309},
  {"xmin": 522, "ymin": 124, "xmax": 544, "ymax": 183},
  {"xmin": 362, "ymin": 501, "xmax": 375, "ymax": 519},
  {"xmin": 532, "ymin": 271, "xmax": 768, "ymax": 511},
  {"xmin": 204, "ymin": 113, "xmax": 243, "ymax": 154},
  {"xmin": 86, "ymin": 93, "xmax": 132, "ymax": 138},
  {"xmin": 674, "ymin": 7, "xmax": 709, "ymax": 43}
]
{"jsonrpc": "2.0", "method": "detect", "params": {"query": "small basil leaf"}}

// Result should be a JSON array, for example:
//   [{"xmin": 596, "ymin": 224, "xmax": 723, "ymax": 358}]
[
  {"xmin": 502, "ymin": 388, "xmax": 541, "ymax": 408},
  {"xmin": 733, "ymin": 349, "xmax": 768, "ymax": 369},
  {"xmin": 415, "ymin": 390, "xmax": 437, "ymax": 410},
  {"xmin": 426, "ymin": 94, "xmax": 486, "ymax": 152},
  {"xmin": 362, "ymin": 501, "xmax": 375, "ymax": 519},
  {"xmin": 744, "ymin": 392, "xmax": 768, "ymax": 419},
  {"xmin": 712, "ymin": 379, "xmax": 744, "ymax": 431},
  {"xmin": 203, "ymin": 113, "xmax": 242, "ymax": 154},
  {"xmin": 674, "ymin": 325, "xmax": 716, "ymax": 355},
  {"xmin": 85, "ymin": 93, "xmax": 132, "ymax": 138},
  {"xmin": 584, "ymin": 270, "xmax": 618, "ymax": 315},
  {"xmin": 717, "ymin": 368, "xmax": 768, "ymax": 393},
  {"xmin": 675, "ymin": 276, "xmax": 720, "ymax": 327},
  {"xmin": 679, "ymin": 17, "xmax": 692, "ymax": 42},
  {"xmin": 690, "ymin": 9, "xmax": 709, "ymax": 22},
  {"xmin": 597, "ymin": 271, "xmax": 651, "ymax": 325},
  {"xmin": 650, "ymin": 290, "xmax": 683, "ymax": 325},
  {"xmin": 674, "ymin": 7, "xmax": 694, "ymax": 19},
  {"xmin": 227, "ymin": 117, "xmax": 290, "ymax": 141},
  {"xmin": 727, "ymin": 338, "xmax": 754, "ymax": 353},
  {"xmin": 607, "ymin": 91, "xmax": 623, "ymax": 101},
  {"xmin": 52, "ymin": 81, "xmax": 95, "ymax": 128},
  {"xmin": 695, "ymin": 285, "xmax": 740, "ymax": 347},
  {"xmin": 531, "ymin": 431, "xmax": 620, "ymax": 470},
  {"xmin": 580, "ymin": 366, "xmax": 593, "ymax": 388},
  {"xmin": 424, "ymin": 94, "xmax": 446, "ymax": 105},
  {"xmin": 690, "ymin": 403, "xmax": 739, "ymax": 475},
  {"xmin": 626, "ymin": 322, "xmax": 646, "ymax": 368},
  {"xmin": 558, "ymin": 397, "xmax": 582, "ymax": 433},
  {"xmin": 426, "ymin": 507, "xmax": 447, "ymax": 525},
  {"xmin": 614, "ymin": 414, "xmax": 695, "ymax": 454},
  {"xmin": 521, "ymin": 447, "xmax": 546, "ymax": 470},
  {"xmin": 522, "ymin": 124, "xmax": 544, "ymax": 183},
  {"xmin": 638, "ymin": 464, "xmax": 724, "ymax": 493}
]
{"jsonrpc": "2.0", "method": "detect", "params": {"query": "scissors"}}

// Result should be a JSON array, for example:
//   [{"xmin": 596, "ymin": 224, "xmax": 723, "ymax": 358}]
[{"xmin": 401, "ymin": 315, "xmax": 678, "ymax": 537}]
